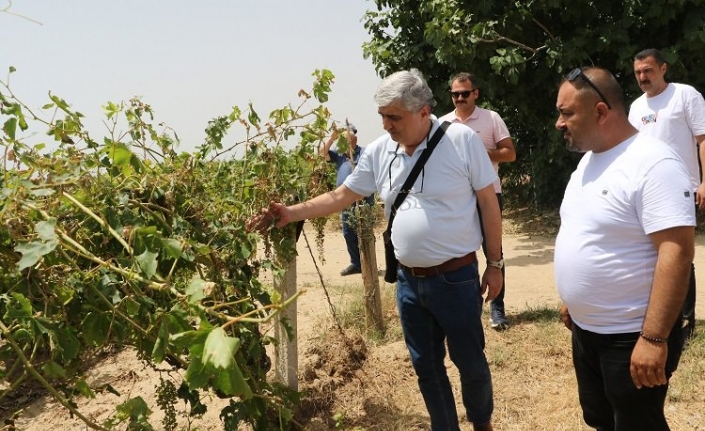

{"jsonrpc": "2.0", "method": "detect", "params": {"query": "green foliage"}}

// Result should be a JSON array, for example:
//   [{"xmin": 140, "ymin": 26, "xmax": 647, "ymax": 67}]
[
  {"xmin": 0, "ymin": 67, "xmax": 340, "ymax": 429},
  {"xmin": 363, "ymin": 0, "xmax": 705, "ymax": 209},
  {"xmin": 105, "ymin": 396, "xmax": 154, "ymax": 430}
]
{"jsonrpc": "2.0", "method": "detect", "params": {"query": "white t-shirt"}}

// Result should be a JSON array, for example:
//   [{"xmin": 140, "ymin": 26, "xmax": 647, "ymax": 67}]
[
  {"xmin": 439, "ymin": 107, "xmax": 511, "ymax": 193},
  {"xmin": 554, "ymin": 134, "xmax": 695, "ymax": 334},
  {"xmin": 344, "ymin": 118, "xmax": 497, "ymax": 267},
  {"xmin": 629, "ymin": 82, "xmax": 705, "ymax": 190}
]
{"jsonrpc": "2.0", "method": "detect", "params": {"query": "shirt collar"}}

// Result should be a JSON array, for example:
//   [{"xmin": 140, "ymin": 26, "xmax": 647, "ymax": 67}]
[{"xmin": 453, "ymin": 107, "xmax": 479, "ymax": 122}]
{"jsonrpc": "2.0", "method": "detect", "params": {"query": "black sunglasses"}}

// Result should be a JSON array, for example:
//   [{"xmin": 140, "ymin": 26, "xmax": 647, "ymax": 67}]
[
  {"xmin": 566, "ymin": 68, "xmax": 612, "ymax": 110},
  {"xmin": 450, "ymin": 89, "xmax": 477, "ymax": 99}
]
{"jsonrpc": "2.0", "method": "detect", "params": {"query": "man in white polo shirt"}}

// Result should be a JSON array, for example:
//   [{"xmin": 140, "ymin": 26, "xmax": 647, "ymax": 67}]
[
  {"xmin": 439, "ymin": 72, "xmax": 516, "ymax": 330},
  {"xmin": 249, "ymin": 69, "xmax": 503, "ymax": 431}
]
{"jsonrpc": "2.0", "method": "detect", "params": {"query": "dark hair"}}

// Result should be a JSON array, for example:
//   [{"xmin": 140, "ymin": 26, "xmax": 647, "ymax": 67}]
[
  {"xmin": 635, "ymin": 48, "xmax": 667, "ymax": 66},
  {"xmin": 449, "ymin": 72, "xmax": 478, "ymax": 89}
]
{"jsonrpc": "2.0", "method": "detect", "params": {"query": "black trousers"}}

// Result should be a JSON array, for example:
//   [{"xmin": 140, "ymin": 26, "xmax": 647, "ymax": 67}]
[
  {"xmin": 682, "ymin": 263, "xmax": 696, "ymax": 340},
  {"xmin": 571, "ymin": 322, "xmax": 683, "ymax": 431}
]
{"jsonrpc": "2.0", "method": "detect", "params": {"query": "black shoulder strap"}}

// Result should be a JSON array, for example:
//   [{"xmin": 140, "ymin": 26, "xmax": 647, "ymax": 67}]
[{"xmin": 387, "ymin": 121, "xmax": 450, "ymax": 227}]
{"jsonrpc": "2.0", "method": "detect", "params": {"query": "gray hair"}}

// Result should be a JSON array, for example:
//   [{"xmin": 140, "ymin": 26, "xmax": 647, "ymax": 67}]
[{"xmin": 374, "ymin": 68, "xmax": 435, "ymax": 112}]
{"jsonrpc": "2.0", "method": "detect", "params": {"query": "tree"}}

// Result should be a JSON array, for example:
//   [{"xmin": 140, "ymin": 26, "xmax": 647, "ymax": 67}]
[{"xmin": 362, "ymin": 0, "xmax": 705, "ymax": 209}]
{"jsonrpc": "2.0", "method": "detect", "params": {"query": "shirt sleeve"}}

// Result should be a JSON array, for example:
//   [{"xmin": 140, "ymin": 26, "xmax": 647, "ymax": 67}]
[
  {"xmin": 464, "ymin": 129, "xmax": 499, "ymax": 190},
  {"xmin": 491, "ymin": 111, "xmax": 511, "ymax": 143},
  {"xmin": 343, "ymin": 145, "xmax": 378, "ymax": 197},
  {"xmin": 685, "ymin": 87, "xmax": 705, "ymax": 136},
  {"xmin": 637, "ymin": 157, "xmax": 696, "ymax": 234}
]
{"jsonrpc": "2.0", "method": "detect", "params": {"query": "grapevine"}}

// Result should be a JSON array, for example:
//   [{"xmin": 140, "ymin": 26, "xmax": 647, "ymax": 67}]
[
  {"xmin": 156, "ymin": 377, "xmax": 178, "ymax": 431},
  {"xmin": 0, "ymin": 67, "xmax": 340, "ymax": 430}
]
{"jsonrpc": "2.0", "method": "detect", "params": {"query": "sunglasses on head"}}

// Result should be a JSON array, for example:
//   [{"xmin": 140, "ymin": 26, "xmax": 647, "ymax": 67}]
[
  {"xmin": 566, "ymin": 68, "xmax": 612, "ymax": 109},
  {"xmin": 450, "ymin": 89, "xmax": 477, "ymax": 99}
]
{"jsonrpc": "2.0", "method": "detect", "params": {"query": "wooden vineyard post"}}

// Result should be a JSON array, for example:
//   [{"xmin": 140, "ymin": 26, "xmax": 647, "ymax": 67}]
[
  {"xmin": 357, "ymin": 204, "xmax": 385, "ymax": 334},
  {"xmin": 273, "ymin": 256, "xmax": 298, "ymax": 390}
]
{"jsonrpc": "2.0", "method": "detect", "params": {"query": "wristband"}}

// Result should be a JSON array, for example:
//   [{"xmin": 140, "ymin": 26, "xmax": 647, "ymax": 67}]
[{"xmin": 639, "ymin": 331, "xmax": 668, "ymax": 344}]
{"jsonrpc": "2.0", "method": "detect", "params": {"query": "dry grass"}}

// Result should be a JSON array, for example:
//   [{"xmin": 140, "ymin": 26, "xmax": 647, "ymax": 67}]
[{"xmin": 299, "ymin": 286, "xmax": 705, "ymax": 431}]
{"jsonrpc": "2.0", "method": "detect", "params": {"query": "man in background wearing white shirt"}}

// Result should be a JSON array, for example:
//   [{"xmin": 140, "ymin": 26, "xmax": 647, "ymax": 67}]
[{"xmin": 628, "ymin": 48, "xmax": 705, "ymax": 345}]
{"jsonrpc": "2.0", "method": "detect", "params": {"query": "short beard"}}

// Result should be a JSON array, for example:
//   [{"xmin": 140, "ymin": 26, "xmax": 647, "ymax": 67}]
[{"xmin": 565, "ymin": 140, "xmax": 585, "ymax": 153}]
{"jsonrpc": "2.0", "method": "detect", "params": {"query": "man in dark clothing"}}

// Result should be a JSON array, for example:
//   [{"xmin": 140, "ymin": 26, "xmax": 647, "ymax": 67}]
[{"xmin": 321, "ymin": 123, "xmax": 374, "ymax": 275}]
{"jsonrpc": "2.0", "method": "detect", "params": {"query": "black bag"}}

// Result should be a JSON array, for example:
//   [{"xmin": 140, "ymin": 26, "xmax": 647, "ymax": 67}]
[
  {"xmin": 383, "ymin": 121, "xmax": 450, "ymax": 283},
  {"xmin": 382, "ymin": 228, "xmax": 397, "ymax": 283}
]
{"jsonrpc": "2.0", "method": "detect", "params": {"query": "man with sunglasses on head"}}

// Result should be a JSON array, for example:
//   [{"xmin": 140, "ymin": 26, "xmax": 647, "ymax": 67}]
[
  {"xmin": 249, "ymin": 69, "xmax": 503, "ymax": 431},
  {"xmin": 439, "ymin": 72, "xmax": 516, "ymax": 331},
  {"xmin": 628, "ymin": 48, "xmax": 705, "ymax": 346},
  {"xmin": 555, "ymin": 66, "xmax": 694, "ymax": 431}
]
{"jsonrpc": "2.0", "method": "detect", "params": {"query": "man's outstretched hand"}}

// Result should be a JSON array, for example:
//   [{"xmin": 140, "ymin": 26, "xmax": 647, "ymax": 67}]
[{"xmin": 245, "ymin": 201, "xmax": 291, "ymax": 233}]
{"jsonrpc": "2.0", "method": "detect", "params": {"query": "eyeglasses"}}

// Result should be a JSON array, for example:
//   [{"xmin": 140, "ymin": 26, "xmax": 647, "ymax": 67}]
[
  {"xmin": 450, "ymin": 89, "xmax": 477, "ymax": 99},
  {"xmin": 566, "ymin": 68, "xmax": 612, "ymax": 110}
]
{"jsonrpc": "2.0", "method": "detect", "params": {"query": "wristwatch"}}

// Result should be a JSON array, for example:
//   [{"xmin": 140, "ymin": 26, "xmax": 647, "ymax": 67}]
[{"xmin": 487, "ymin": 259, "xmax": 504, "ymax": 269}]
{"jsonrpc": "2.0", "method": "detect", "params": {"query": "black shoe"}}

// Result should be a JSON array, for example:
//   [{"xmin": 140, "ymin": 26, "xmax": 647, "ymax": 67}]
[{"xmin": 340, "ymin": 265, "xmax": 362, "ymax": 276}]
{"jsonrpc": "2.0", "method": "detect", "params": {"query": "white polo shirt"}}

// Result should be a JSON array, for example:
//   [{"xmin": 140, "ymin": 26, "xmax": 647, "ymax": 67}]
[{"xmin": 344, "ymin": 118, "xmax": 497, "ymax": 267}]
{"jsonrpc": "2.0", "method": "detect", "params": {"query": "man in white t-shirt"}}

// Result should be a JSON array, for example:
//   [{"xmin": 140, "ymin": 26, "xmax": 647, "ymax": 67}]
[
  {"xmin": 439, "ymin": 72, "xmax": 516, "ymax": 330},
  {"xmin": 628, "ymin": 48, "xmax": 705, "ymax": 344},
  {"xmin": 555, "ymin": 66, "xmax": 695, "ymax": 430},
  {"xmin": 249, "ymin": 69, "xmax": 503, "ymax": 431}
]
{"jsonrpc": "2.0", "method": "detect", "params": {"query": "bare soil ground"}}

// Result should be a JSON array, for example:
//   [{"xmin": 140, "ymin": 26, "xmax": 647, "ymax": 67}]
[{"xmin": 8, "ymin": 213, "xmax": 705, "ymax": 430}]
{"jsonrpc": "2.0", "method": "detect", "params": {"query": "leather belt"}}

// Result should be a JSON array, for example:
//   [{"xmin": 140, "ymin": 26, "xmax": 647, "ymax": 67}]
[{"xmin": 400, "ymin": 252, "xmax": 477, "ymax": 278}]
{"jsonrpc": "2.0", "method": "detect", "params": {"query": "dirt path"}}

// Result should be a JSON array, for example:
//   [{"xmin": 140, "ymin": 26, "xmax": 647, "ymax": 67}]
[
  {"xmin": 296, "ymin": 224, "xmax": 705, "ymax": 319},
  {"xmin": 293, "ymin": 227, "xmax": 561, "ymax": 338}
]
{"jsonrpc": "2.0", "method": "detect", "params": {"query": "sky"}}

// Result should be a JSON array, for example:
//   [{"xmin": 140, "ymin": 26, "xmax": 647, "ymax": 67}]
[{"xmin": 0, "ymin": 0, "xmax": 387, "ymax": 154}]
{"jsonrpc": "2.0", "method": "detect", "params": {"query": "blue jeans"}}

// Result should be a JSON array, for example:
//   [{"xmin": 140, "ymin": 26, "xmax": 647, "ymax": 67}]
[
  {"xmin": 341, "ymin": 207, "xmax": 361, "ymax": 268},
  {"xmin": 571, "ymin": 323, "xmax": 683, "ymax": 431},
  {"xmin": 397, "ymin": 262, "xmax": 493, "ymax": 430}
]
